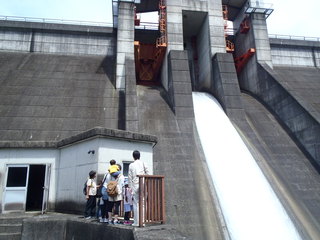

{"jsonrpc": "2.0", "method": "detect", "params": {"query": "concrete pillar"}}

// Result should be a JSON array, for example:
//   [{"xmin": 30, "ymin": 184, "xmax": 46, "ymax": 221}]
[
  {"xmin": 207, "ymin": 0, "xmax": 226, "ymax": 55},
  {"xmin": 251, "ymin": 13, "xmax": 273, "ymax": 67},
  {"xmin": 162, "ymin": 0, "xmax": 226, "ymax": 91},
  {"xmin": 166, "ymin": 1, "xmax": 184, "ymax": 52},
  {"xmin": 116, "ymin": 2, "xmax": 135, "ymax": 90},
  {"xmin": 233, "ymin": 4, "xmax": 273, "ymax": 92}
]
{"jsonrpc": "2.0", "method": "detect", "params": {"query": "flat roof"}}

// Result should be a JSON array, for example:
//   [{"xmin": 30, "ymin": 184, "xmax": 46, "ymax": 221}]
[{"xmin": 0, "ymin": 127, "xmax": 158, "ymax": 149}]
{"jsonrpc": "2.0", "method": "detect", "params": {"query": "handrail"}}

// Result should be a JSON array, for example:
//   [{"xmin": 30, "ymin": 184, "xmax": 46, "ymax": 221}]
[
  {"xmin": 0, "ymin": 15, "xmax": 113, "ymax": 27},
  {"xmin": 135, "ymin": 21, "xmax": 158, "ymax": 30},
  {"xmin": 269, "ymin": 34, "xmax": 320, "ymax": 42},
  {"xmin": 138, "ymin": 175, "xmax": 165, "ymax": 227}
]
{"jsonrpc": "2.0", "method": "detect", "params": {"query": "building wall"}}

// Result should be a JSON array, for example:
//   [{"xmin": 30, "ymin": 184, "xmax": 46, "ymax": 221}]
[
  {"xmin": 98, "ymin": 138, "xmax": 153, "ymax": 176},
  {"xmin": 0, "ymin": 137, "xmax": 154, "ymax": 214},
  {"xmin": 0, "ymin": 149, "xmax": 58, "ymax": 213},
  {"xmin": 56, "ymin": 137, "xmax": 154, "ymax": 213}
]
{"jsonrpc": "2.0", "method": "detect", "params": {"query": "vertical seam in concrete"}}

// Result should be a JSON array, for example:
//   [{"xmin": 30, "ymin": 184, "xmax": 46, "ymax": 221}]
[
  {"xmin": 311, "ymin": 47, "xmax": 317, "ymax": 68},
  {"xmin": 29, "ymin": 30, "xmax": 35, "ymax": 53}
]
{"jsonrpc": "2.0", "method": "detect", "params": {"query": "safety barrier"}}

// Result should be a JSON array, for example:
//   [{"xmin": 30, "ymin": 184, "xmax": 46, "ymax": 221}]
[
  {"xmin": 0, "ymin": 15, "xmax": 112, "ymax": 27},
  {"xmin": 138, "ymin": 175, "xmax": 165, "ymax": 227},
  {"xmin": 269, "ymin": 34, "xmax": 320, "ymax": 42}
]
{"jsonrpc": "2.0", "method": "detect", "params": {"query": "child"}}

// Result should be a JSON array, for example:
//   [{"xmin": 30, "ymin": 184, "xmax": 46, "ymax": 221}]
[
  {"xmin": 96, "ymin": 180, "xmax": 104, "ymax": 221},
  {"xmin": 108, "ymin": 159, "xmax": 121, "ymax": 177},
  {"xmin": 122, "ymin": 179, "xmax": 133, "ymax": 225},
  {"xmin": 84, "ymin": 170, "xmax": 97, "ymax": 219}
]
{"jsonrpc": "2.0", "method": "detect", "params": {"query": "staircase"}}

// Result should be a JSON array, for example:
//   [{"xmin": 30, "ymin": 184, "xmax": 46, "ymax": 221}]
[
  {"xmin": 0, "ymin": 214, "xmax": 34, "ymax": 240},
  {"xmin": 0, "ymin": 216, "xmax": 23, "ymax": 240}
]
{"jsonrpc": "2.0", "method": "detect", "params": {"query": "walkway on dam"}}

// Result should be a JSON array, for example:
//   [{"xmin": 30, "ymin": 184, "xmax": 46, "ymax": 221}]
[{"xmin": 0, "ymin": 212, "xmax": 187, "ymax": 240}]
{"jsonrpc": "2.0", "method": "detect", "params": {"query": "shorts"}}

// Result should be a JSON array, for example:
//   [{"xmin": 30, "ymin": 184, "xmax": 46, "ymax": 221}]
[{"xmin": 107, "ymin": 200, "xmax": 121, "ymax": 215}]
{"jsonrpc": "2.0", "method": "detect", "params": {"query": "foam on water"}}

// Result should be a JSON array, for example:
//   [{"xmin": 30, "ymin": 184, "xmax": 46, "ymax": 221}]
[{"xmin": 192, "ymin": 92, "xmax": 301, "ymax": 240}]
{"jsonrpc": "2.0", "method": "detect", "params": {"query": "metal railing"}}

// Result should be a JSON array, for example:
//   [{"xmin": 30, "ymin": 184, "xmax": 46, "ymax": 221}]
[
  {"xmin": 138, "ymin": 175, "xmax": 165, "ymax": 227},
  {"xmin": 245, "ymin": 1, "xmax": 274, "ymax": 18},
  {"xmin": 135, "ymin": 21, "xmax": 159, "ymax": 30},
  {"xmin": 0, "ymin": 15, "xmax": 113, "ymax": 27},
  {"xmin": 269, "ymin": 34, "xmax": 320, "ymax": 42}
]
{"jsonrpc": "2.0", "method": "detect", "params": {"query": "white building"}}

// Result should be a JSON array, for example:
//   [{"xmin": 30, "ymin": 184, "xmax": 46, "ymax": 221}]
[{"xmin": 0, "ymin": 127, "xmax": 157, "ymax": 214}]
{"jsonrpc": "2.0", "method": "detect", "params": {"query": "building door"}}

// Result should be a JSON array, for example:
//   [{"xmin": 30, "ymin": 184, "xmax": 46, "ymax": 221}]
[
  {"xmin": 42, "ymin": 164, "xmax": 51, "ymax": 214},
  {"xmin": 3, "ymin": 164, "xmax": 48, "ymax": 212},
  {"xmin": 26, "ymin": 165, "xmax": 46, "ymax": 211},
  {"xmin": 3, "ymin": 165, "xmax": 29, "ymax": 212}
]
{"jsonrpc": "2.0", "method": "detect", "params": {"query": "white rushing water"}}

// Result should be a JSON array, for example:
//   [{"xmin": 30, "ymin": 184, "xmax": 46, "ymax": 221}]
[{"xmin": 192, "ymin": 92, "xmax": 301, "ymax": 240}]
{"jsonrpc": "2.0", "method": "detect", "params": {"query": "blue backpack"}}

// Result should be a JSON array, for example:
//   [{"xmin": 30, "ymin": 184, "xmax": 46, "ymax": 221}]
[{"xmin": 101, "ymin": 174, "xmax": 109, "ymax": 200}]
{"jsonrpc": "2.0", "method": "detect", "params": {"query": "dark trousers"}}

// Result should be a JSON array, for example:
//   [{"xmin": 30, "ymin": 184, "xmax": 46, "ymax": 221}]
[
  {"xmin": 84, "ymin": 195, "xmax": 96, "ymax": 217},
  {"xmin": 124, "ymin": 211, "xmax": 130, "ymax": 221},
  {"xmin": 107, "ymin": 201, "xmax": 121, "ymax": 215},
  {"xmin": 101, "ymin": 199, "xmax": 109, "ymax": 219}
]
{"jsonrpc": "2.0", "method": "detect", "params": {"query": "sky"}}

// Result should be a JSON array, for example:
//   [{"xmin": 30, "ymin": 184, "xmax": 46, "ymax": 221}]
[
  {"xmin": 266, "ymin": 0, "xmax": 320, "ymax": 38},
  {"xmin": 0, "ymin": 0, "xmax": 319, "ymax": 38}
]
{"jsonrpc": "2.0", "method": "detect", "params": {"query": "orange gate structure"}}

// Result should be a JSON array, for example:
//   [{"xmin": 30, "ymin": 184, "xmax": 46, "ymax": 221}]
[
  {"xmin": 134, "ymin": 0, "xmax": 167, "ymax": 84},
  {"xmin": 138, "ymin": 175, "xmax": 166, "ymax": 227},
  {"xmin": 222, "ymin": 5, "xmax": 234, "ymax": 53}
]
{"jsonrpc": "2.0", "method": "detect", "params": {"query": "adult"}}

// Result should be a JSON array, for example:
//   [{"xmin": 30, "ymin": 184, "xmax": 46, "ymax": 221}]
[
  {"xmin": 84, "ymin": 170, "xmax": 97, "ymax": 219},
  {"xmin": 128, "ymin": 150, "xmax": 149, "ymax": 227},
  {"xmin": 104, "ymin": 165, "xmax": 124, "ymax": 224}
]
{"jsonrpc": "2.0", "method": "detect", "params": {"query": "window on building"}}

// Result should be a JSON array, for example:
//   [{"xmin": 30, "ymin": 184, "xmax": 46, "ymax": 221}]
[
  {"xmin": 122, "ymin": 162, "xmax": 131, "ymax": 177},
  {"xmin": 6, "ymin": 167, "xmax": 28, "ymax": 187}
]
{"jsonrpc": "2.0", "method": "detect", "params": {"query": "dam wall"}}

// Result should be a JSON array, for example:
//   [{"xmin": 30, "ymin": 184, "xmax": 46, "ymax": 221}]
[
  {"xmin": 256, "ymin": 63, "xmax": 320, "ymax": 169},
  {"xmin": 0, "ymin": 20, "xmax": 116, "ymax": 56}
]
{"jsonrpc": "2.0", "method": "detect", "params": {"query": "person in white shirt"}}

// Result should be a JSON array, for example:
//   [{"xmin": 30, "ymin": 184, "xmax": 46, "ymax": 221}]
[
  {"xmin": 128, "ymin": 150, "xmax": 149, "ymax": 227},
  {"xmin": 84, "ymin": 170, "xmax": 97, "ymax": 219}
]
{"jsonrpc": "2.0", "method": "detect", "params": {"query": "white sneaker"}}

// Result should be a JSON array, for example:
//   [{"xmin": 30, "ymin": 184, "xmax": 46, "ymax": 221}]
[
  {"xmin": 85, "ymin": 216, "xmax": 92, "ymax": 220},
  {"xmin": 131, "ymin": 223, "xmax": 139, "ymax": 227},
  {"xmin": 99, "ymin": 218, "xmax": 104, "ymax": 223},
  {"xmin": 103, "ymin": 218, "xmax": 108, "ymax": 223}
]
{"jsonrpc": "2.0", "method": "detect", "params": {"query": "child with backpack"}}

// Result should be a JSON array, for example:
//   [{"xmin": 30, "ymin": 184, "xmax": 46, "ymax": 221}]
[
  {"xmin": 105, "ymin": 166, "xmax": 124, "ymax": 224},
  {"xmin": 84, "ymin": 170, "xmax": 98, "ymax": 219},
  {"xmin": 122, "ymin": 179, "xmax": 133, "ymax": 225}
]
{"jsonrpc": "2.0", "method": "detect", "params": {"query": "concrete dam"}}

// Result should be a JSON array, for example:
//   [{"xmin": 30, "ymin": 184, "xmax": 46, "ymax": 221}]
[{"xmin": 0, "ymin": 0, "xmax": 320, "ymax": 239}]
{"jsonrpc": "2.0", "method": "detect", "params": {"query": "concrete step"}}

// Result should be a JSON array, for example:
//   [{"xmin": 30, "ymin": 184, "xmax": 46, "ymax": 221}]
[
  {"xmin": 0, "ymin": 218, "xmax": 23, "ymax": 225},
  {"xmin": 0, "ymin": 232, "xmax": 21, "ymax": 240},
  {"xmin": 0, "ymin": 223, "xmax": 22, "ymax": 233}
]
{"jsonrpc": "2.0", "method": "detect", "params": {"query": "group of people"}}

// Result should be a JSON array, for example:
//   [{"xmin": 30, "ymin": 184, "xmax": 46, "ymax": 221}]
[{"xmin": 84, "ymin": 150, "xmax": 149, "ymax": 227}]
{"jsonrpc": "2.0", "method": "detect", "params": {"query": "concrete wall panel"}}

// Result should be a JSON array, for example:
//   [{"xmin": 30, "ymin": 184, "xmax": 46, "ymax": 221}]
[
  {"xmin": 270, "ymin": 38, "xmax": 320, "ymax": 67},
  {"xmin": 0, "ymin": 30, "xmax": 31, "ymax": 52},
  {"xmin": 0, "ymin": 22, "xmax": 116, "ymax": 56}
]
